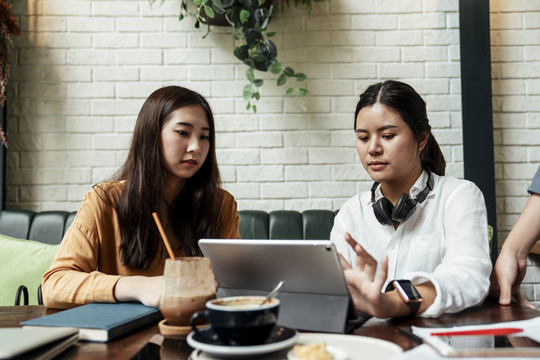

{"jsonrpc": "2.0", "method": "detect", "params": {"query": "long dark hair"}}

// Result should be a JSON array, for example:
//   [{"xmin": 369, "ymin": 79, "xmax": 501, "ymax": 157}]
[
  {"xmin": 106, "ymin": 86, "xmax": 222, "ymax": 269},
  {"xmin": 354, "ymin": 80, "xmax": 446, "ymax": 176}
]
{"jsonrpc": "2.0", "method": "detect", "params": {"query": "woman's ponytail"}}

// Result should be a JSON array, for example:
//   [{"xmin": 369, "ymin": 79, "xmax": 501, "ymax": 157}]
[{"xmin": 421, "ymin": 135, "xmax": 445, "ymax": 176}]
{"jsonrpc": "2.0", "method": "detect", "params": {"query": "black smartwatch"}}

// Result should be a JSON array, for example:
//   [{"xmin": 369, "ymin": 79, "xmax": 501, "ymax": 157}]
[{"xmin": 385, "ymin": 279, "xmax": 422, "ymax": 317}]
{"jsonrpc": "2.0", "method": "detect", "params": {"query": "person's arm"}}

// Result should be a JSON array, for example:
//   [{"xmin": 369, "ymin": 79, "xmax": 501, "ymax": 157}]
[
  {"xmin": 42, "ymin": 221, "xmax": 122, "ymax": 309},
  {"xmin": 490, "ymin": 193, "xmax": 540, "ymax": 307},
  {"xmin": 340, "ymin": 233, "xmax": 437, "ymax": 318},
  {"xmin": 42, "ymin": 185, "xmax": 163, "ymax": 309}
]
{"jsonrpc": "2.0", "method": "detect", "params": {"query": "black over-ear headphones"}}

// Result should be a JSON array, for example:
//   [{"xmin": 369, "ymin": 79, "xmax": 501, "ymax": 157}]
[{"xmin": 371, "ymin": 172, "xmax": 434, "ymax": 225}]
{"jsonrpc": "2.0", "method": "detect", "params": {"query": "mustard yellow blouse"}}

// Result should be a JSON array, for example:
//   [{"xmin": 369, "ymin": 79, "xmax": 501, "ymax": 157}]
[{"xmin": 42, "ymin": 181, "xmax": 240, "ymax": 309}]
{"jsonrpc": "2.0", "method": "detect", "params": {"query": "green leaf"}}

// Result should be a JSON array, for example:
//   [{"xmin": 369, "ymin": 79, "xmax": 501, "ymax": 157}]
[
  {"xmin": 204, "ymin": 5, "xmax": 215, "ymax": 18},
  {"xmin": 179, "ymin": 13, "xmax": 184, "ymax": 21},
  {"xmin": 295, "ymin": 73, "xmax": 307, "ymax": 81},
  {"xmin": 252, "ymin": 104, "xmax": 257, "ymax": 113},
  {"xmin": 268, "ymin": 61, "xmax": 282, "ymax": 74},
  {"xmin": 253, "ymin": 79, "xmax": 264, "ymax": 87},
  {"xmin": 234, "ymin": 45, "xmax": 250, "ymax": 61},
  {"xmin": 283, "ymin": 66, "xmax": 295, "ymax": 77},
  {"xmin": 254, "ymin": 92, "xmax": 260, "ymax": 100},
  {"xmin": 240, "ymin": 9, "xmax": 250, "ymax": 23},
  {"xmin": 298, "ymin": 88, "xmax": 309, "ymax": 96},
  {"xmin": 258, "ymin": 40, "xmax": 277, "ymax": 62},
  {"xmin": 246, "ymin": 68, "xmax": 255, "ymax": 82},
  {"xmin": 250, "ymin": 51, "xmax": 265, "ymax": 62},
  {"xmin": 193, "ymin": 0, "xmax": 203, "ymax": 5},
  {"xmin": 221, "ymin": 0, "xmax": 234, "ymax": 8},
  {"xmin": 277, "ymin": 74, "xmax": 288, "ymax": 86},
  {"xmin": 211, "ymin": 2, "xmax": 227, "ymax": 15},
  {"xmin": 266, "ymin": 31, "xmax": 276, "ymax": 37},
  {"xmin": 243, "ymin": 84, "xmax": 255, "ymax": 100},
  {"xmin": 244, "ymin": 29, "xmax": 263, "ymax": 46},
  {"xmin": 246, "ymin": 101, "xmax": 251, "ymax": 110},
  {"xmin": 286, "ymin": 87, "xmax": 294, "ymax": 96},
  {"xmin": 254, "ymin": 8, "xmax": 271, "ymax": 28},
  {"xmin": 212, "ymin": 0, "xmax": 223, "ymax": 7}
]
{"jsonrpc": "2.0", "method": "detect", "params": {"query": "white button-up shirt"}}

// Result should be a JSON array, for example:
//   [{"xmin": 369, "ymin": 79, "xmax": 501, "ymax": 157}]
[{"xmin": 330, "ymin": 171, "xmax": 492, "ymax": 317}]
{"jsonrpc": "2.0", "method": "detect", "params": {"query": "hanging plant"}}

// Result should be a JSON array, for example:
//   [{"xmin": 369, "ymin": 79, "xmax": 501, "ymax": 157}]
[
  {"xmin": 151, "ymin": 0, "xmax": 331, "ymax": 112},
  {"xmin": 0, "ymin": 0, "xmax": 20, "ymax": 148}
]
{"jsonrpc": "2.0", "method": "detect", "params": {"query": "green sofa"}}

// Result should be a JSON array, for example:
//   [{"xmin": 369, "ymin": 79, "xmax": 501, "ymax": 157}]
[{"xmin": 0, "ymin": 209, "xmax": 338, "ymax": 306}]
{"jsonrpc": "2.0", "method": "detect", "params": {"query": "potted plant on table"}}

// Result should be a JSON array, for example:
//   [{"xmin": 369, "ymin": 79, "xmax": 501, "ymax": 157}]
[{"xmin": 152, "ymin": 0, "xmax": 331, "ymax": 112}]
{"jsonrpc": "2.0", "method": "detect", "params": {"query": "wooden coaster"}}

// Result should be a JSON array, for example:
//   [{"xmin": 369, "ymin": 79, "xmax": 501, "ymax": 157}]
[{"xmin": 158, "ymin": 319, "xmax": 207, "ymax": 339}]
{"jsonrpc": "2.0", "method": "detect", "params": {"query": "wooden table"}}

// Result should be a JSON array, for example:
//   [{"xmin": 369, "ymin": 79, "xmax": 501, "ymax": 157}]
[{"xmin": 1, "ymin": 298, "xmax": 539, "ymax": 359}]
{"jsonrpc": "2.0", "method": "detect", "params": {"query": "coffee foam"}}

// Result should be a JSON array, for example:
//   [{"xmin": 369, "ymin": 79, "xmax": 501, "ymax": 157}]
[{"xmin": 209, "ymin": 296, "xmax": 279, "ymax": 310}]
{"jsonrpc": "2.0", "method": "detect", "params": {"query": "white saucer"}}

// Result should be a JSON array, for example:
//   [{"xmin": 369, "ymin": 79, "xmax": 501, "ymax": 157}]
[
  {"xmin": 287, "ymin": 345, "xmax": 348, "ymax": 360},
  {"xmin": 187, "ymin": 326, "xmax": 298, "ymax": 358}
]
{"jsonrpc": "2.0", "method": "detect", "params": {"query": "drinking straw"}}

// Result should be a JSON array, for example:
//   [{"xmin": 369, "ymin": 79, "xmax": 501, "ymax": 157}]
[{"xmin": 152, "ymin": 212, "xmax": 175, "ymax": 261}]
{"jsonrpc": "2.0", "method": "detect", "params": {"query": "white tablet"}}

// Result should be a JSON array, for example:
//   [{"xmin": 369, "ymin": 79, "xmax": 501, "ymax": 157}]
[
  {"xmin": 199, "ymin": 239, "xmax": 348, "ymax": 295},
  {"xmin": 198, "ymin": 239, "xmax": 364, "ymax": 333}
]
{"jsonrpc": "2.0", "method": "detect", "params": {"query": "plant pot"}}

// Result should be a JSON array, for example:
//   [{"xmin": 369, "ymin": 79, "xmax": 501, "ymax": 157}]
[{"xmin": 202, "ymin": 0, "xmax": 273, "ymax": 27}]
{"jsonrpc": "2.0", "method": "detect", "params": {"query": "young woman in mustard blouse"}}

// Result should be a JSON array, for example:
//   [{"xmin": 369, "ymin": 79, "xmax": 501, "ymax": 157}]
[{"xmin": 43, "ymin": 86, "xmax": 240, "ymax": 309}]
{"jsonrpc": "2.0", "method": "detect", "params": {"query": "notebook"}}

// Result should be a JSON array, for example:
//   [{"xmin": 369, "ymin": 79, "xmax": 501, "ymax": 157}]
[
  {"xmin": 20, "ymin": 303, "xmax": 162, "ymax": 342},
  {"xmin": 199, "ymin": 239, "xmax": 365, "ymax": 333},
  {"xmin": 0, "ymin": 327, "xmax": 78, "ymax": 360}
]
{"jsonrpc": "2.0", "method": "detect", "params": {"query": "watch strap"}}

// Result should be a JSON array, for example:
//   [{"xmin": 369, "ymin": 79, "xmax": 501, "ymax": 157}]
[{"xmin": 385, "ymin": 280, "xmax": 422, "ymax": 317}]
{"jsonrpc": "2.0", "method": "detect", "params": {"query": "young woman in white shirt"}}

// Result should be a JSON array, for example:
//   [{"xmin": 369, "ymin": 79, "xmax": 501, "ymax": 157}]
[{"xmin": 331, "ymin": 80, "xmax": 492, "ymax": 318}]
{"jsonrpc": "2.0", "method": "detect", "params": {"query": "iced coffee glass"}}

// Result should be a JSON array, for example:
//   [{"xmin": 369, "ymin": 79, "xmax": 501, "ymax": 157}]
[{"xmin": 160, "ymin": 257, "xmax": 216, "ymax": 327}]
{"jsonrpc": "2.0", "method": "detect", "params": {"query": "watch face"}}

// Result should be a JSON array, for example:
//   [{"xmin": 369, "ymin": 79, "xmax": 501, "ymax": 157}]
[{"xmin": 395, "ymin": 280, "xmax": 421, "ymax": 301}]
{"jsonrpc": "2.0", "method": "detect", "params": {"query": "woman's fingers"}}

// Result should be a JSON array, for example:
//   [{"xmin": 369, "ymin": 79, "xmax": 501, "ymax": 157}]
[
  {"xmin": 344, "ymin": 233, "xmax": 361, "ymax": 252},
  {"xmin": 339, "ymin": 253, "xmax": 352, "ymax": 271},
  {"xmin": 345, "ymin": 232, "xmax": 379, "ymax": 278},
  {"xmin": 375, "ymin": 256, "xmax": 389, "ymax": 289}
]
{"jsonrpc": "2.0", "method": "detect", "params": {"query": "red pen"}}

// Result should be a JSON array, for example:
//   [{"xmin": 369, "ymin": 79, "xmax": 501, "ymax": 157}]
[{"xmin": 431, "ymin": 327, "xmax": 523, "ymax": 336}]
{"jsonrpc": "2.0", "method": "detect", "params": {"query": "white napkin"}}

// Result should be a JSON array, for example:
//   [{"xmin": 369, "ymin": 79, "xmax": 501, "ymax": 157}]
[
  {"xmin": 391, "ymin": 343, "xmax": 540, "ymax": 360},
  {"xmin": 411, "ymin": 316, "xmax": 540, "ymax": 342}
]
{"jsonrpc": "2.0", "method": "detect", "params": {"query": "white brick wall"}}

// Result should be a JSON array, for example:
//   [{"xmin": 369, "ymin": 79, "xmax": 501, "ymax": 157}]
[{"xmin": 5, "ymin": 0, "xmax": 540, "ymax": 307}]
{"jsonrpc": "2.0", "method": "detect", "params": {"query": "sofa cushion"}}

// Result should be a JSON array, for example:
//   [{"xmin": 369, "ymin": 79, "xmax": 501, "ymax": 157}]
[
  {"xmin": 269, "ymin": 211, "xmax": 303, "ymax": 239},
  {"xmin": 238, "ymin": 210, "xmax": 269, "ymax": 239},
  {"xmin": 27, "ymin": 211, "xmax": 71, "ymax": 245},
  {"xmin": 302, "ymin": 210, "xmax": 336, "ymax": 240},
  {"xmin": 0, "ymin": 234, "xmax": 59, "ymax": 306},
  {"xmin": 0, "ymin": 210, "xmax": 35, "ymax": 240}
]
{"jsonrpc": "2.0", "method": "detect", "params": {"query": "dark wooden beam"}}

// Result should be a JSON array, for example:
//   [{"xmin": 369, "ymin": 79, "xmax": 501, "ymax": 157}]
[
  {"xmin": 459, "ymin": 0, "xmax": 498, "ymax": 263},
  {"xmin": 0, "ymin": 102, "xmax": 5, "ymax": 211}
]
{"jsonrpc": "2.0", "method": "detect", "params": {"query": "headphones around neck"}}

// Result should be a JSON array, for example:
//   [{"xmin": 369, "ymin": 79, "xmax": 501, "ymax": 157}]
[{"xmin": 370, "ymin": 172, "xmax": 434, "ymax": 225}]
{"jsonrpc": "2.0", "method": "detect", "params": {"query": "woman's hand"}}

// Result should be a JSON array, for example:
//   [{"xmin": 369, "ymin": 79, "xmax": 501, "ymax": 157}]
[
  {"xmin": 340, "ymin": 233, "xmax": 394, "ymax": 318},
  {"xmin": 340, "ymin": 233, "xmax": 436, "ymax": 318},
  {"xmin": 114, "ymin": 276, "xmax": 163, "ymax": 308}
]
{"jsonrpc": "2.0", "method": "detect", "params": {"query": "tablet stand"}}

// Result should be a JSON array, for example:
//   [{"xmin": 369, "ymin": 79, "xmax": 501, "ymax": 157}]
[{"xmin": 218, "ymin": 288, "xmax": 362, "ymax": 333}]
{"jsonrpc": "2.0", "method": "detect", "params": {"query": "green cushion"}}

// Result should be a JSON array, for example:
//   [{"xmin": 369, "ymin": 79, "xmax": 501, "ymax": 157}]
[{"xmin": 0, "ymin": 234, "xmax": 59, "ymax": 306}]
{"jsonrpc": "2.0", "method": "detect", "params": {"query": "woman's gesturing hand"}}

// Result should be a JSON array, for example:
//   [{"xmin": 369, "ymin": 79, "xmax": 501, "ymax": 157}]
[{"xmin": 339, "ymin": 233, "xmax": 392, "ymax": 318}]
